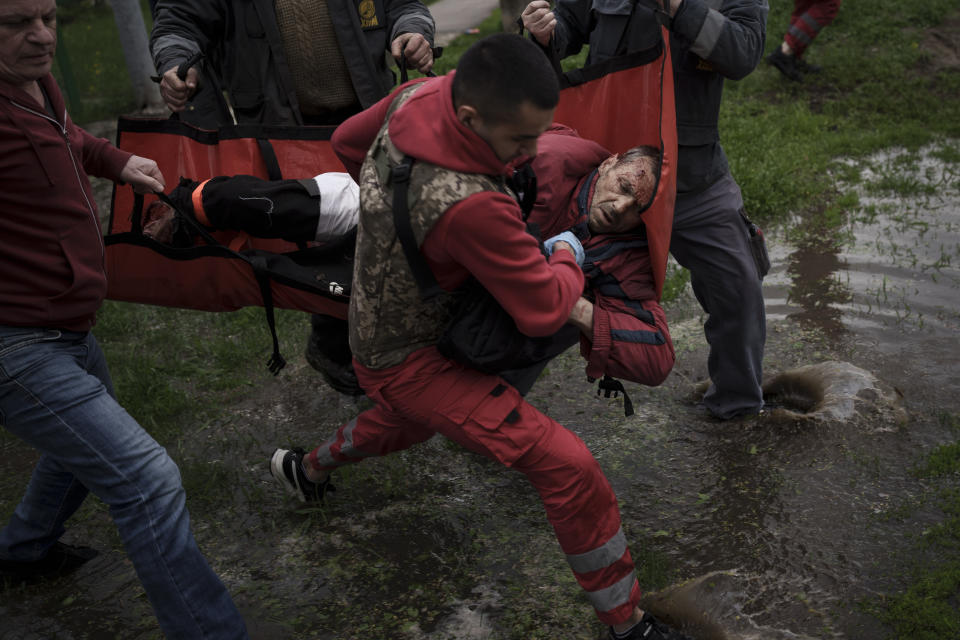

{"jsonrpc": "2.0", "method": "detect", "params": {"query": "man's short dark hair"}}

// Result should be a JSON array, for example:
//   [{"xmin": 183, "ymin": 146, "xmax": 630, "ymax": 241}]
[
  {"xmin": 614, "ymin": 145, "xmax": 661, "ymax": 172},
  {"xmin": 452, "ymin": 33, "xmax": 559, "ymax": 124}
]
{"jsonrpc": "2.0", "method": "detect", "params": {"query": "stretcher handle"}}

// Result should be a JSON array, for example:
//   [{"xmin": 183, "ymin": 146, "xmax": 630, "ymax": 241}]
[
  {"xmin": 150, "ymin": 50, "xmax": 204, "ymax": 85},
  {"xmin": 397, "ymin": 47, "xmax": 443, "ymax": 84},
  {"xmin": 176, "ymin": 51, "xmax": 204, "ymax": 81}
]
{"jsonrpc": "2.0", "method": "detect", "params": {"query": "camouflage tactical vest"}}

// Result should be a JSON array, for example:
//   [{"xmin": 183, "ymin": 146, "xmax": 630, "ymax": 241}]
[{"xmin": 349, "ymin": 84, "xmax": 512, "ymax": 369}]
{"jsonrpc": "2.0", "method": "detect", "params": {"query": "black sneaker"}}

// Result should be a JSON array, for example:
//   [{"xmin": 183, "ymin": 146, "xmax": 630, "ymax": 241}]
[
  {"xmin": 609, "ymin": 612, "xmax": 693, "ymax": 640},
  {"xmin": 766, "ymin": 48, "xmax": 804, "ymax": 82},
  {"xmin": 270, "ymin": 448, "xmax": 334, "ymax": 503},
  {"xmin": 0, "ymin": 541, "xmax": 99, "ymax": 585},
  {"xmin": 795, "ymin": 57, "xmax": 822, "ymax": 74}
]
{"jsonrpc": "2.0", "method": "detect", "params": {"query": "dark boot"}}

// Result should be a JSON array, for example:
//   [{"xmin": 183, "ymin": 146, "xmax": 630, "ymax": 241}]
[
  {"xmin": 795, "ymin": 56, "xmax": 822, "ymax": 74},
  {"xmin": 609, "ymin": 612, "xmax": 694, "ymax": 640},
  {"xmin": 305, "ymin": 314, "xmax": 364, "ymax": 396},
  {"xmin": 766, "ymin": 48, "xmax": 804, "ymax": 82}
]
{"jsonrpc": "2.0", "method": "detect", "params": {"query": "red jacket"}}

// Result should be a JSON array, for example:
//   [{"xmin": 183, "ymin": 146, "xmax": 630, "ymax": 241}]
[
  {"xmin": 333, "ymin": 73, "xmax": 584, "ymax": 339},
  {"xmin": 0, "ymin": 74, "xmax": 131, "ymax": 331},
  {"xmin": 333, "ymin": 80, "xmax": 672, "ymax": 386},
  {"xmin": 527, "ymin": 125, "xmax": 674, "ymax": 386}
]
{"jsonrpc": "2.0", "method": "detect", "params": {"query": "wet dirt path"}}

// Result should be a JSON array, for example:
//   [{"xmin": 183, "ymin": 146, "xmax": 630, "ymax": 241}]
[
  {"xmin": 631, "ymin": 142, "xmax": 960, "ymax": 640},
  {"xmin": 1, "ymin": 138, "xmax": 958, "ymax": 639},
  {"xmin": 632, "ymin": 141, "xmax": 960, "ymax": 639}
]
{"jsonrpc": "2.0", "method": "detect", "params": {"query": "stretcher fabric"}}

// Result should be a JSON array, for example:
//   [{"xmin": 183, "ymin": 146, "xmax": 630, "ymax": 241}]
[
  {"xmin": 105, "ymin": 119, "xmax": 351, "ymax": 319},
  {"xmin": 104, "ymin": 31, "xmax": 676, "ymax": 313}
]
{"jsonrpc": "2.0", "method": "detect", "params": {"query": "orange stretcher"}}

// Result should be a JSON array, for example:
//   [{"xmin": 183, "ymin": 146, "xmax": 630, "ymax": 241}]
[{"xmin": 104, "ymin": 29, "xmax": 676, "ymax": 369}]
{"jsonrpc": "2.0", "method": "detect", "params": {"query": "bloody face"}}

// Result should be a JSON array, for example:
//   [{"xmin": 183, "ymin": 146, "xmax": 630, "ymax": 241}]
[{"xmin": 587, "ymin": 153, "xmax": 657, "ymax": 235}]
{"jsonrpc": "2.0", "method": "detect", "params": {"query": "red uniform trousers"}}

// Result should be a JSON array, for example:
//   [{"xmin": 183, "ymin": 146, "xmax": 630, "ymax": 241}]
[
  {"xmin": 305, "ymin": 345, "xmax": 642, "ymax": 625},
  {"xmin": 785, "ymin": 0, "xmax": 841, "ymax": 58}
]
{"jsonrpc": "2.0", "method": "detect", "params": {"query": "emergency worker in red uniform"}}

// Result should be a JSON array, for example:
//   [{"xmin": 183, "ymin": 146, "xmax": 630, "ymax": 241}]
[{"xmin": 269, "ymin": 34, "xmax": 689, "ymax": 640}]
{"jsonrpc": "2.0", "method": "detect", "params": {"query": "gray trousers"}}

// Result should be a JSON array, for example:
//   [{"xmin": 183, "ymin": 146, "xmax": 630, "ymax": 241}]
[{"xmin": 670, "ymin": 173, "xmax": 766, "ymax": 418}]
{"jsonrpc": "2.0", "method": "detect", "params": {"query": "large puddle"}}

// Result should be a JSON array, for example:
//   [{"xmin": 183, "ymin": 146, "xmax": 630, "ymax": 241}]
[
  {"xmin": 627, "ymin": 141, "xmax": 960, "ymax": 639},
  {"xmin": 767, "ymin": 143, "xmax": 960, "ymax": 405}
]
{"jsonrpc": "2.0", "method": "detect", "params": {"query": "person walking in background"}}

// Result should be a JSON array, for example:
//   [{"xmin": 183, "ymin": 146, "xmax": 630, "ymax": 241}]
[
  {"xmin": 766, "ymin": 0, "xmax": 841, "ymax": 81},
  {"xmin": 523, "ymin": 0, "xmax": 771, "ymax": 420},
  {"xmin": 0, "ymin": 1, "xmax": 248, "ymax": 636}
]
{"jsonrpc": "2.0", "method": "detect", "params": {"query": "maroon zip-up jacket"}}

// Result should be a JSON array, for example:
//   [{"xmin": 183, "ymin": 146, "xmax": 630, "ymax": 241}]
[{"xmin": 1, "ymin": 73, "xmax": 131, "ymax": 331}]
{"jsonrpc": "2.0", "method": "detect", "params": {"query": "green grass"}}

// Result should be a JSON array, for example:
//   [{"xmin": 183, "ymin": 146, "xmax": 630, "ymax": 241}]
[
  {"xmin": 434, "ymin": 10, "xmax": 585, "ymax": 76},
  {"xmin": 870, "ymin": 413, "xmax": 960, "ymax": 639},
  {"xmin": 724, "ymin": 0, "xmax": 960, "ymax": 228},
  {"xmin": 93, "ymin": 301, "xmax": 310, "ymax": 440},
  {"xmin": 433, "ymin": 10, "xmax": 506, "ymax": 75},
  {"xmin": 52, "ymin": 1, "xmax": 154, "ymax": 124}
]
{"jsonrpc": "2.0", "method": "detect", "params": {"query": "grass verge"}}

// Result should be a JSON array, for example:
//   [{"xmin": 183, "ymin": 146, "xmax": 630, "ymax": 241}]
[{"xmin": 866, "ymin": 412, "xmax": 960, "ymax": 639}]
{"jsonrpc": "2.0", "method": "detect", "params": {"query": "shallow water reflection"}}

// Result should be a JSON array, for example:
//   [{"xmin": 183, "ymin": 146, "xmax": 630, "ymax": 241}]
[
  {"xmin": 767, "ymin": 143, "xmax": 960, "ymax": 393},
  {"xmin": 647, "ymin": 142, "xmax": 960, "ymax": 639}
]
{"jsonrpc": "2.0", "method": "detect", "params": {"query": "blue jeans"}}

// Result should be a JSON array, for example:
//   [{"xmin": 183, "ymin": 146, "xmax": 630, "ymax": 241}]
[{"xmin": 0, "ymin": 326, "xmax": 247, "ymax": 639}]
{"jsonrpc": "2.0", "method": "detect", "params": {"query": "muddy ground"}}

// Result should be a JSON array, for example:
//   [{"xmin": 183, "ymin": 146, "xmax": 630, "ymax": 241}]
[
  {"xmin": 2, "ymin": 202, "xmax": 957, "ymax": 640},
  {"xmin": 2, "ymin": 30, "xmax": 960, "ymax": 640}
]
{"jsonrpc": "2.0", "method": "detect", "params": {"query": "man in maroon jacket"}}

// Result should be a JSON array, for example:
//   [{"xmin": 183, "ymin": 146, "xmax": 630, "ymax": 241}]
[
  {"xmin": 0, "ymin": 1, "xmax": 247, "ymax": 637},
  {"xmin": 525, "ymin": 125, "xmax": 673, "ymax": 388}
]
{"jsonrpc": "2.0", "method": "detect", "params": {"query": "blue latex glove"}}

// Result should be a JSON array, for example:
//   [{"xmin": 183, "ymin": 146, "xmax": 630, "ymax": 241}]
[{"xmin": 543, "ymin": 230, "xmax": 584, "ymax": 266}]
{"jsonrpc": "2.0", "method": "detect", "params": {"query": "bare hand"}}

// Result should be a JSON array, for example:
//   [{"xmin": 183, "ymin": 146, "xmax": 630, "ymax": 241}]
[
  {"xmin": 521, "ymin": 0, "xmax": 556, "ymax": 48},
  {"xmin": 159, "ymin": 65, "xmax": 199, "ymax": 112},
  {"xmin": 391, "ymin": 33, "xmax": 434, "ymax": 74},
  {"xmin": 551, "ymin": 239, "xmax": 574, "ymax": 257},
  {"xmin": 567, "ymin": 297, "xmax": 594, "ymax": 334},
  {"xmin": 142, "ymin": 201, "xmax": 177, "ymax": 243},
  {"xmin": 120, "ymin": 155, "xmax": 165, "ymax": 194}
]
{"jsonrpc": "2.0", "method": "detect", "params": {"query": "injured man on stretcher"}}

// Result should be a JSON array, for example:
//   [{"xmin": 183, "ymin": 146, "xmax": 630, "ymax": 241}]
[{"xmin": 142, "ymin": 125, "xmax": 676, "ymax": 403}]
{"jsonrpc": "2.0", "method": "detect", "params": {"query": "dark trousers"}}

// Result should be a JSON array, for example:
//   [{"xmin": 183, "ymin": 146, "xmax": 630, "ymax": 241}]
[{"xmin": 670, "ymin": 173, "xmax": 766, "ymax": 418}]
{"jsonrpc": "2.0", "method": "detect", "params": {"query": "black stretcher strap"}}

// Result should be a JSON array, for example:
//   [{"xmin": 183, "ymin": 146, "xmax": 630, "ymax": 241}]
[
  {"xmin": 152, "ymin": 190, "xmax": 288, "ymax": 374},
  {"xmin": 256, "ymin": 138, "xmax": 283, "ymax": 182},
  {"xmin": 597, "ymin": 375, "xmax": 636, "ymax": 417}
]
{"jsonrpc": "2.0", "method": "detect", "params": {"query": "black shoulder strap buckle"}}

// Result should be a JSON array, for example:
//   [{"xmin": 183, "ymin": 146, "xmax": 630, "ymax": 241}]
[{"xmin": 391, "ymin": 158, "xmax": 412, "ymax": 184}]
